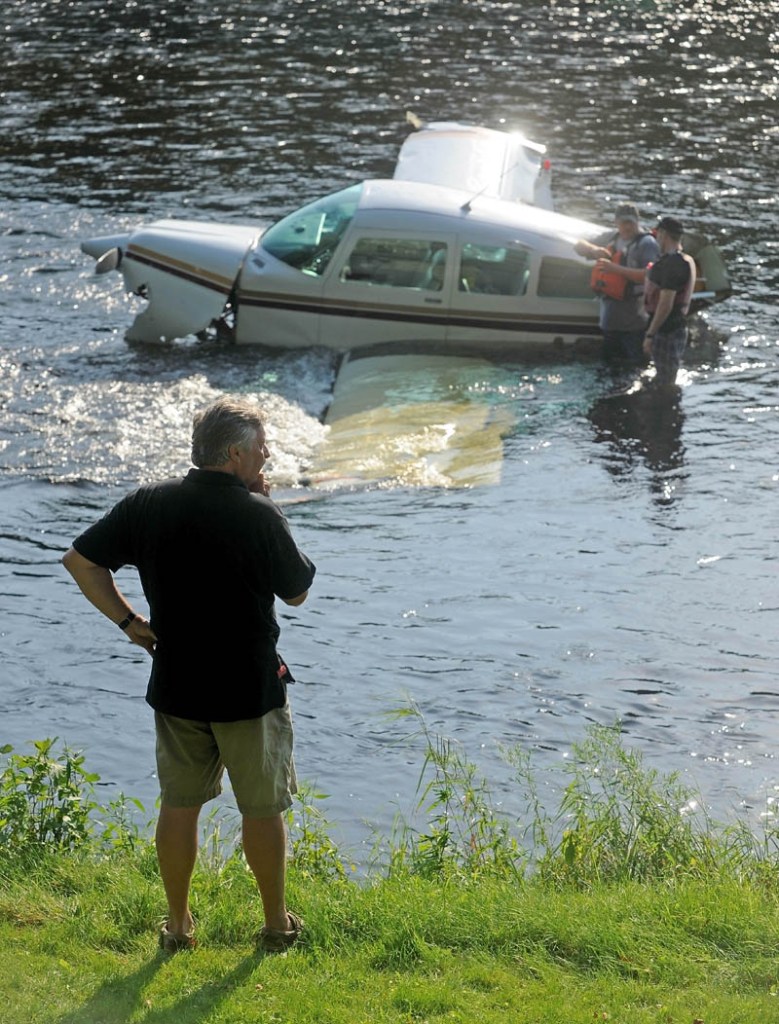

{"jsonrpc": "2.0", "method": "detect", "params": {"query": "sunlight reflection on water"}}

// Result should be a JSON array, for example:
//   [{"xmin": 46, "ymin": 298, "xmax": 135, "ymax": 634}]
[{"xmin": 1, "ymin": 0, "xmax": 778, "ymax": 852}]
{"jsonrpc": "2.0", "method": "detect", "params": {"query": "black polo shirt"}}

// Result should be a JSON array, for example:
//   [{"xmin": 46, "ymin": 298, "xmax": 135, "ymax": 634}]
[
  {"xmin": 647, "ymin": 252, "xmax": 692, "ymax": 333},
  {"xmin": 73, "ymin": 469, "xmax": 316, "ymax": 722}
]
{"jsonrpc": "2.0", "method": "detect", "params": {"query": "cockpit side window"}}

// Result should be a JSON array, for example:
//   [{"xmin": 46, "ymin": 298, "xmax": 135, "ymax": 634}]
[
  {"xmin": 260, "ymin": 184, "xmax": 362, "ymax": 277},
  {"xmin": 339, "ymin": 238, "xmax": 448, "ymax": 290}
]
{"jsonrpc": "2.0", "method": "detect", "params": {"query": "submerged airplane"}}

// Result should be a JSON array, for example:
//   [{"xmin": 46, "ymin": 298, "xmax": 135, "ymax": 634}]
[{"xmin": 81, "ymin": 119, "xmax": 731, "ymax": 353}]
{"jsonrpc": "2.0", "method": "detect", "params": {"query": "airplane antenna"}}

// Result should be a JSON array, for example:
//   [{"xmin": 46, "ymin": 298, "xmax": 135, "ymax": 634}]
[{"xmin": 460, "ymin": 187, "xmax": 489, "ymax": 214}]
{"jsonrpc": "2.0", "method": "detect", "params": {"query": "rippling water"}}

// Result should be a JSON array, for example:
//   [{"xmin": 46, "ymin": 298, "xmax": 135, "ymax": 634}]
[{"xmin": 2, "ymin": 1, "xmax": 778, "ymax": 852}]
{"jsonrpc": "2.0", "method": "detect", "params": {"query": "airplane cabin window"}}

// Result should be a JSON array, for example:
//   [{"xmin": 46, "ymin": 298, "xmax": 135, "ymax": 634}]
[
  {"xmin": 537, "ymin": 257, "xmax": 594, "ymax": 299},
  {"xmin": 339, "ymin": 239, "xmax": 448, "ymax": 290},
  {"xmin": 457, "ymin": 243, "xmax": 531, "ymax": 296},
  {"xmin": 261, "ymin": 184, "xmax": 362, "ymax": 277}
]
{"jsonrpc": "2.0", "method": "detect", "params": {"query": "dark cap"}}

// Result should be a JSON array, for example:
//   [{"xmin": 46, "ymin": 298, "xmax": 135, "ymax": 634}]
[
  {"xmin": 657, "ymin": 215, "xmax": 684, "ymax": 239},
  {"xmin": 615, "ymin": 202, "xmax": 640, "ymax": 223}
]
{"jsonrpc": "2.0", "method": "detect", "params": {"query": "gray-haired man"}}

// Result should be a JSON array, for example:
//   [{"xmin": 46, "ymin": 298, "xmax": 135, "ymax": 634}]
[{"xmin": 63, "ymin": 397, "xmax": 316, "ymax": 952}]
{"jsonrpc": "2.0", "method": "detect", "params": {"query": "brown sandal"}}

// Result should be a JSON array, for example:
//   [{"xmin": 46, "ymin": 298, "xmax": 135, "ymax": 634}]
[
  {"xmin": 259, "ymin": 910, "xmax": 304, "ymax": 953},
  {"xmin": 159, "ymin": 921, "xmax": 197, "ymax": 952}
]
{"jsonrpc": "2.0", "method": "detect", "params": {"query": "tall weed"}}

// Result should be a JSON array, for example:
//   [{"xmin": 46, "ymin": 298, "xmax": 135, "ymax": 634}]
[
  {"xmin": 392, "ymin": 706, "xmax": 779, "ymax": 887},
  {"xmin": 287, "ymin": 782, "xmax": 347, "ymax": 879},
  {"xmin": 387, "ymin": 702, "xmax": 524, "ymax": 880},
  {"xmin": 5, "ymin": 719, "xmax": 779, "ymax": 891},
  {"xmin": 0, "ymin": 739, "xmax": 143, "ymax": 859},
  {"xmin": 531, "ymin": 724, "xmax": 719, "ymax": 884}
]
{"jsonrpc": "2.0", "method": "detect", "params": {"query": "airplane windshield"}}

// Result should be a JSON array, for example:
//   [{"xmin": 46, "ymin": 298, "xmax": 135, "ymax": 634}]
[{"xmin": 261, "ymin": 184, "xmax": 363, "ymax": 277}]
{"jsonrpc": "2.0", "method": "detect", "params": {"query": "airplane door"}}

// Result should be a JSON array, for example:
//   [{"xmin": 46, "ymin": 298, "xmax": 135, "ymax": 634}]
[
  {"xmin": 446, "ymin": 236, "xmax": 537, "ymax": 348},
  {"xmin": 321, "ymin": 231, "xmax": 451, "ymax": 349},
  {"xmin": 236, "ymin": 249, "xmax": 325, "ymax": 347},
  {"xmin": 235, "ymin": 182, "xmax": 361, "ymax": 348}
]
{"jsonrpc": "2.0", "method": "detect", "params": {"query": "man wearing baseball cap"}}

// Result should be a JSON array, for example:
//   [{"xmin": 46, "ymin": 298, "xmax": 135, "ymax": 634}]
[
  {"xmin": 642, "ymin": 217, "xmax": 697, "ymax": 385},
  {"xmin": 575, "ymin": 203, "xmax": 659, "ymax": 364}
]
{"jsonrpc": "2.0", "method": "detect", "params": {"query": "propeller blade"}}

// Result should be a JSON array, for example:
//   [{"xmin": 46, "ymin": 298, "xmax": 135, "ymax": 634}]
[{"xmin": 95, "ymin": 247, "xmax": 121, "ymax": 274}]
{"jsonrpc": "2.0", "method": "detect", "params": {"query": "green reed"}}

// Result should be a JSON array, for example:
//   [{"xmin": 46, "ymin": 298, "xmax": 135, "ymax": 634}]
[
  {"xmin": 3, "ymin": 712, "xmax": 779, "ymax": 886},
  {"xmin": 382, "ymin": 704, "xmax": 779, "ymax": 888}
]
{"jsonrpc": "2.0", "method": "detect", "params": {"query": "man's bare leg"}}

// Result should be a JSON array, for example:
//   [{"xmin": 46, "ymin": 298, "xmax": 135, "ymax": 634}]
[
  {"xmin": 155, "ymin": 803, "xmax": 201, "ymax": 936},
  {"xmin": 242, "ymin": 813, "xmax": 290, "ymax": 931}
]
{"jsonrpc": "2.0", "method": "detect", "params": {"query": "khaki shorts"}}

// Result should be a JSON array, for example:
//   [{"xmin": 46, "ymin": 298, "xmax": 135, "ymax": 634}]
[{"xmin": 154, "ymin": 703, "xmax": 297, "ymax": 818}]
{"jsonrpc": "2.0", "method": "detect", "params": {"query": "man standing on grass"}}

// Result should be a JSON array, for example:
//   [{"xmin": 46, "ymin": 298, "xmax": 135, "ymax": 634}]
[{"xmin": 62, "ymin": 396, "xmax": 316, "ymax": 953}]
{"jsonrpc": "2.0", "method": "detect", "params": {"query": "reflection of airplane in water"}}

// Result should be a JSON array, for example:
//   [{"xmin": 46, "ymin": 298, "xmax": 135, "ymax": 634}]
[{"xmin": 588, "ymin": 383, "xmax": 686, "ymax": 501}]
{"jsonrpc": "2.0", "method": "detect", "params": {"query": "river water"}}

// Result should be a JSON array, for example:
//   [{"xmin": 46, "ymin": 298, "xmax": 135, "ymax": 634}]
[{"xmin": 2, "ymin": 1, "xmax": 778, "ymax": 855}]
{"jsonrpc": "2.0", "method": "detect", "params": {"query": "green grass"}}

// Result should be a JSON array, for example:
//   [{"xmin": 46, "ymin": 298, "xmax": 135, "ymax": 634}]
[
  {"xmin": 3, "ymin": 716, "xmax": 779, "ymax": 1023},
  {"xmin": 2, "ymin": 858, "xmax": 779, "ymax": 1023}
]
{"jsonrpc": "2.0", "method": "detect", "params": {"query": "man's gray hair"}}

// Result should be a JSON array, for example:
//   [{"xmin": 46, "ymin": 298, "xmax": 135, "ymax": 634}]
[{"xmin": 191, "ymin": 397, "xmax": 265, "ymax": 468}]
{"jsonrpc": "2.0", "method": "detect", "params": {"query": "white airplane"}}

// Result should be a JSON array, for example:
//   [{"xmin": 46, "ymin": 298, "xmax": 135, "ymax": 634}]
[{"xmin": 82, "ymin": 119, "xmax": 731, "ymax": 353}]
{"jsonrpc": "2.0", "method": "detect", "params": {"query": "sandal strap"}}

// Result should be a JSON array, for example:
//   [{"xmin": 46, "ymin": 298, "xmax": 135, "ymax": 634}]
[
  {"xmin": 159, "ymin": 922, "xmax": 197, "ymax": 952},
  {"xmin": 259, "ymin": 910, "xmax": 304, "ymax": 951}
]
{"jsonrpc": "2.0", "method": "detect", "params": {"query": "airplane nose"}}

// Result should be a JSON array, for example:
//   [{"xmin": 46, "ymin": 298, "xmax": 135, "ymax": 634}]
[{"xmin": 81, "ymin": 233, "xmax": 130, "ymax": 259}]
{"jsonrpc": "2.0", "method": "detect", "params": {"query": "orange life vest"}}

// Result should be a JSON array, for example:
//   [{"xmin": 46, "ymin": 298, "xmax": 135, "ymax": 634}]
[{"xmin": 590, "ymin": 248, "xmax": 628, "ymax": 301}]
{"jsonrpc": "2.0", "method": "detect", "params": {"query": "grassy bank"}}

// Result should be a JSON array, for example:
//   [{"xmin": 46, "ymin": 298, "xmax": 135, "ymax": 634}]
[{"xmin": 2, "ymin": 720, "xmax": 779, "ymax": 1023}]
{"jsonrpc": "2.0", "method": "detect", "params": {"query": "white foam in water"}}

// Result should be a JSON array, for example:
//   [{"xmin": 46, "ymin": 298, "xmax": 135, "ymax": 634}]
[{"xmin": 251, "ymin": 390, "xmax": 329, "ymax": 487}]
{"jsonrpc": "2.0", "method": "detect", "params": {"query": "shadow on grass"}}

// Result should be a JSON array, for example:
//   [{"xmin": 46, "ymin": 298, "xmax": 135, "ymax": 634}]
[{"xmin": 56, "ymin": 947, "xmax": 269, "ymax": 1024}]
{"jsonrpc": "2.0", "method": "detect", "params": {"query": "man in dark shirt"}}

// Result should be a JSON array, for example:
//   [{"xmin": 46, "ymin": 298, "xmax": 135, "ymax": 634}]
[
  {"xmin": 643, "ymin": 216, "xmax": 697, "ymax": 385},
  {"xmin": 62, "ymin": 397, "xmax": 316, "ymax": 953}
]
